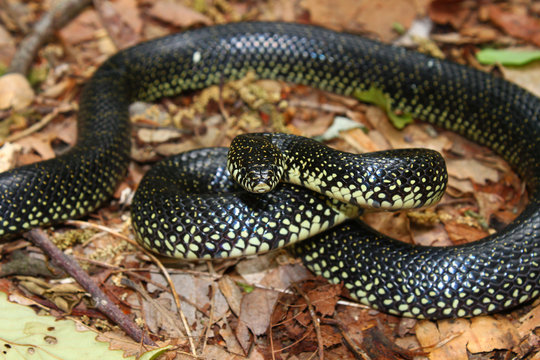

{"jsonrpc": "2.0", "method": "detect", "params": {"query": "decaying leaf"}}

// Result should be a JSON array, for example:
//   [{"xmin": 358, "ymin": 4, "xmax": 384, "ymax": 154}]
[
  {"xmin": 0, "ymin": 73, "xmax": 35, "ymax": 111},
  {"xmin": 148, "ymin": 1, "xmax": 211, "ymax": 27}
]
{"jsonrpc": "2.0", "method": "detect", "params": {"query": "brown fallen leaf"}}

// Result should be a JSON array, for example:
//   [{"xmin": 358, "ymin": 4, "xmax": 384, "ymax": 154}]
[
  {"xmin": 441, "ymin": 218, "xmax": 489, "ymax": 244},
  {"xmin": 467, "ymin": 316, "xmax": 519, "ymax": 353},
  {"xmin": 0, "ymin": 73, "xmax": 35, "ymax": 111},
  {"xmin": 218, "ymin": 275, "xmax": 243, "ymax": 317},
  {"xmin": 111, "ymin": 0, "xmax": 143, "ymax": 34},
  {"xmin": 238, "ymin": 263, "xmax": 311, "ymax": 337},
  {"xmin": 58, "ymin": 9, "xmax": 102, "ymax": 46},
  {"xmin": 0, "ymin": 24, "xmax": 15, "ymax": 65},
  {"xmin": 149, "ymin": 1, "xmax": 211, "ymax": 28},
  {"xmin": 15, "ymin": 133, "xmax": 56, "ymax": 161},
  {"xmin": 94, "ymin": 0, "xmax": 140, "ymax": 49},
  {"xmin": 428, "ymin": 0, "xmax": 472, "ymax": 29},
  {"xmin": 446, "ymin": 177, "xmax": 474, "ymax": 197},
  {"xmin": 488, "ymin": 4, "xmax": 540, "ymax": 46},
  {"xmin": 300, "ymin": 0, "xmax": 417, "ymax": 41},
  {"xmin": 518, "ymin": 303, "xmax": 540, "ymax": 338},
  {"xmin": 417, "ymin": 316, "xmax": 522, "ymax": 359},
  {"xmin": 411, "ymin": 222, "xmax": 452, "ymax": 246},
  {"xmin": 446, "ymin": 158, "xmax": 499, "ymax": 185},
  {"xmin": 305, "ymin": 283, "xmax": 341, "ymax": 317},
  {"xmin": 362, "ymin": 211, "xmax": 413, "ymax": 243},
  {"xmin": 474, "ymin": 191, "xmax": 504, "ymax": 222},
  {"xmin": 415, "ymin": 319, "xmax": 469, "ymax": 360},
  {"xmin": 217, "ymin": 318, "xmax": 245, "ymax": 356}
]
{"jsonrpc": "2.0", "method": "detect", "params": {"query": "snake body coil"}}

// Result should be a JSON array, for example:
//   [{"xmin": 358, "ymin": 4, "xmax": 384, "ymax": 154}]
[{"xmin": 0, "ymin": 22, "xmax": 538, "ymax": 319}]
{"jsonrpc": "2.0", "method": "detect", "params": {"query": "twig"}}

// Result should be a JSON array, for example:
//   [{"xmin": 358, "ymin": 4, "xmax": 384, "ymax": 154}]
[
  {"xmin": 66, "ymin": 219, "xmax": 198, "ymax": 356},
  {"xmin": 23, "ymin": 228, "xmax": 155, "ymax": 346},
  {"xmin": 8, "ymin": 0, "xmax": 92, "ymax": 75},
  {"xmin": 4, "ymin": 107, "xmax": 58, "ymax": 144}
]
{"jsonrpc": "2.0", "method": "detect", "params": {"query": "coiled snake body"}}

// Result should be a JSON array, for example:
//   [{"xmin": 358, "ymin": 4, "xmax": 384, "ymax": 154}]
[{"xmin": 0, "ymin": 23, "xmax": 538, "ymax": 319}]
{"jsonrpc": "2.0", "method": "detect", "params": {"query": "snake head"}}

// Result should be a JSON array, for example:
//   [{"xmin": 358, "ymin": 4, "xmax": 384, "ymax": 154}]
[{"xmin": 227, "ymin": 134, "xmax": 285, "ymax": 193}]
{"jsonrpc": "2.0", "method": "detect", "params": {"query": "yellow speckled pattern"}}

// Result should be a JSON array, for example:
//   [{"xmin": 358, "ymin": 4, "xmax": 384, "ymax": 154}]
[{"xmin": 0, "ymin": 22, "xmax": 538, "ymax": 319}]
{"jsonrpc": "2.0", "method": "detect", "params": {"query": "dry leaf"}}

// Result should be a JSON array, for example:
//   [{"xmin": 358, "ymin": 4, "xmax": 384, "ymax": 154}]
[
  {"xmin": 0, "ymin": 142, "xmax": 22, "ymax": 172},
  {"xmin": 111, "ymin": 0, "xmax": 143, "ymax": 35},
  {"xmin": 15, "ymin": 134, "xmax": 56, "ymax": 160},
  {"xmin": 447, "ymin": 177, "xmax": 474, "ymax": 196},
  {"xmin": 467, "ymin": 316, "xmax": 519, "ymax": 353},
  {"xmin": 428, "ymin": 0, "xmax": 471, "ymax": 29},
  {"xmin": 238, "ymin": 263, "xmax": 310, "ymax": 336},
  {"xmin": 474, "ymin": 191, "xmax": 504, "ymax": 221},
  {"xmin": 362, "ymin": 211, "xmax": 412, "ymax": 243},
  {"xmin": 149, "ymin": 1, "xmax": 211, "ymax": 27},
  {"xmin": 518, "ymin": 304, "xmax": 540, "ymax": 338},
  {"xmin": 411, "ymin": 222, "xmax": 452, "ymax": 246},
  {"xmin": 489, "ymin": 4, "xmax": 540, "ymax": 46},
  {"xmin": 300, "ymin": 0, "xmax": 417, "ymax": 41},
  {"xmin": 218, "ymin": 318, "xmax": 245, "ymax": 356},
  {"xmin": 0, "ymin": 74, "xmax": 35, "ymax": 111},
  {"xmin": 446, "ymin": 158, "xmax": 499, "ymax": 185},
  {"xmin": 58, "ymin": 9, "xmax": 102, "ymax": 45},
  {"xmin": 0, "ymin": 24, "xmax": 15, "ymax": 65},
  {"xmin": 95, "ymin": 0, "xmax": 140, "ymax": 49},
  {"xmin": 415, "ymin": 319, "xmax": 469, "ymax": 360},
  {"xmin": 218, "ymin": 276, "xmax": 243, "ymax": 317},
  {"xmin": 137, "ymin": 128, "xmax": 183, "ymax": 143}
]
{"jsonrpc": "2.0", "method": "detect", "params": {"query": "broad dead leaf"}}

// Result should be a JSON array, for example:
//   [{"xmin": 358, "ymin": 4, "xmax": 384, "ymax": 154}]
[
  {"xmin": 218, "ymin": 275, "xmax": 243, "ymax": 317},
  {"xmin": 428, "ymin": 0, "xmax": 471, "ymax": 29},
  {"xmin": 489, "ymin": 4, "xmax": 540, "ymax": 46},
  {"xmin": 446, "ymin": 158, "xmax": 499, "ymax": 185},
  {"xmin": 0, "ymin": 73, "xmax": 35, "ymax": 111},
  {"xmin": 0, "ymin": 24, "xmax": 15, "ymax": 65},
  {"xmin": 58, "ymin": 9, "xmax": 102, "ymax": 46},
  {"xmin": 95, "ymin": 0, "xmax": 141, "ymax": 49},
  {"xmin": 518, "ymin": 303, "xmax": 540, "ymax": 338},
  {"xmin": 300, "ymin": 0, "xmax": 417, "ymax": 41},
  {"xmin": 467, "ymin": 316, "xmax": 519, "ymax": 353},
  {"xmin": 362, "ymin": 211, "xmax": 412, "ymax": 243},
  {"xmin": 474, "ymin": 191, "xmax": 504, "ymax": 221},
  {"xmin": 0, "ymin": 142, "xmax": 22, "ymax": 172},
  {"xmin": 238, "ymin": 263, "xmax": 310, "ymax": 336},
  {"xmin": 149, "ymin": 1, "xmax": 211, "ymax": 27},
  {"xmin": 415, "ymin": 319, "xmax": 469, "ymax": 360}
]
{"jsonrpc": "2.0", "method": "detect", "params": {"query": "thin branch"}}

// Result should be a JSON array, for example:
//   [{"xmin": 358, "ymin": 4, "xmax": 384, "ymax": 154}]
[
  {"xmin": 66, "ymin": 219, "xmax": 197, "ymax": 356},
  {"xmin": 8, "ymin": 0, "xmax": 92, "ymax": 75},
  {"xmin": 23, "ymin": 228, "xmax": 155, "ymax": 346}
]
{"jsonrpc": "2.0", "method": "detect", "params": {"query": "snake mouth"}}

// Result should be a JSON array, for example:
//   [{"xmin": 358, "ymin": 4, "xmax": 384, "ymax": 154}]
[{"xmin": 253, "ymin": 182, "xmax": 272, "ymax": 193}]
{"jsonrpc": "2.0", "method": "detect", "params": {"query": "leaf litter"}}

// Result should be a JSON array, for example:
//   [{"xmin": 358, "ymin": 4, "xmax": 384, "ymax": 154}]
[{"xmin": 0, "ymin": 0, "xmax": 539, "ymax": 359}]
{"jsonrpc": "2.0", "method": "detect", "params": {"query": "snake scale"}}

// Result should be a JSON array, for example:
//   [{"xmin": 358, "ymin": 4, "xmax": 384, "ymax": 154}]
[{"xmin": 0, "ymin": 22, "xmax": 538, "ymax": 319}]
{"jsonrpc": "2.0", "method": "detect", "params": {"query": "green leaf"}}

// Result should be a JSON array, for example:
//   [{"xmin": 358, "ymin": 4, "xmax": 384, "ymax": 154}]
[
  {"xmin": 476, "ymin": 48, "xmax": 540, "ymax": 66},
  {"xmin": 353, "ymin": 86, "xmax": 413, "ymax": 129},
  {"xmin": 0, "ymin": 292, "xmax": 167, "ymax": 359},
  {"xmin": 139, "ymin": 345, "xmax": 173, "ymax": 360},
  {"xmin": 392, "ymin": 22, "xmax": 406, "ymax": 35},
  {"xmin": 236, "ymin": 282, "xmax": 254, "ymax": 293}
]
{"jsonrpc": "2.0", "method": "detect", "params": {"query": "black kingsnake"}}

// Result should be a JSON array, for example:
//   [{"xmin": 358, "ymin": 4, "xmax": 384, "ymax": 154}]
[{"xmin": 0, "ymin": 22, "xmax": 538, "ymax": 319}]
